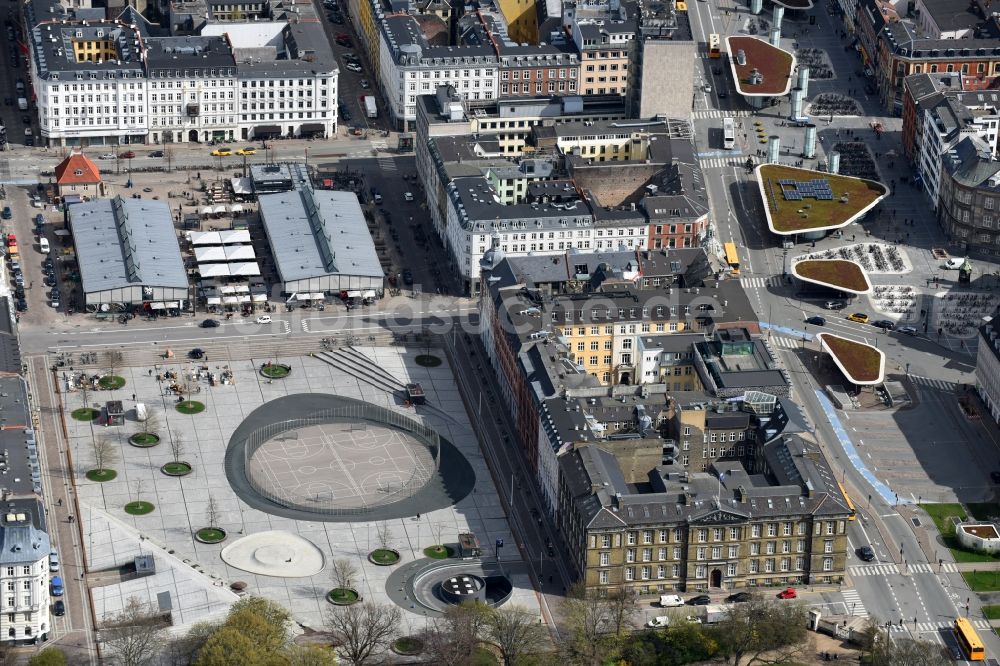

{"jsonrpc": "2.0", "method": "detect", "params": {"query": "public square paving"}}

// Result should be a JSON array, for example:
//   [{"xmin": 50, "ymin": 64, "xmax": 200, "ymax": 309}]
[{"xmin": 66, "ymin": 348, "xmax": 540, "ymax": 632}]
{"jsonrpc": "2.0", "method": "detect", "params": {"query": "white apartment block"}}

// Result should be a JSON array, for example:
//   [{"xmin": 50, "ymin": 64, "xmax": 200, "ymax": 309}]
[{"xmin": 0, "ymin": 507, "xmax": 52, "ymax": 645}]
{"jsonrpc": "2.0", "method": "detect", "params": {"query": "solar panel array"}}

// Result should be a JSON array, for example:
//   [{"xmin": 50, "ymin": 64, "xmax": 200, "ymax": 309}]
[{"xmin": 779, "ymin": 178, "xmax": 834, "ymax": 201}]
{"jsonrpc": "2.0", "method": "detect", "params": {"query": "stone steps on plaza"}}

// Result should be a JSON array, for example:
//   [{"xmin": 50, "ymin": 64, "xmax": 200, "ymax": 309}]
[
  {"xmin": 337, "ymin": 346, "xmax": 406, "ymax": 389},
  {"xmin": 314, "ymin": 350, "xmax": 404, "ymax": 394}
]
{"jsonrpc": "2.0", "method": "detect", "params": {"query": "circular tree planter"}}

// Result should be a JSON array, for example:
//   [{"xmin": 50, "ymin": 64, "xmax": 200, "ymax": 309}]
[
  {"xmin": 124, "ymin": 501, "xmax": 155, "ymax": 515},
  {"xmin": 422, "ymin": 545, "xmax": 454, "ymax": 560},
  {"xmin": 368, "ymin": 548, "xmax": 401, "ymax": 566},
  {"xmin": 414, "ymin": 354, "xmax": 441, "ymax": 368},
  {"xmin": 161, "ymin": 461, "xmax": 193, "ymax": 477},
  {"xmin": 176, "ymin": 400, "xmax": 205, "ymax": 415},
  {"xmin": 71, "ymin": 407, "xmax": 100, "ymax": 422},
  {"xmin": 98, "ymin": 375, "xmax": 126, "ymax": 390},
  {"xmin": 86, "ymin": 468, "xmax": 118, "ymax": 482},
  {"xmin": 392, "ymin": 636, "xmax": 424, "ymax": 656},
  {"xmin": 195, "ymin": 527, "xmax": 227, "ymax": 544},
  {"xmin": 129, "ymin": 432, "xmax": 160, "ymax": 448},
  {"xmin": 327, "ymin": 588, "xmax": 361, "ymax": 605},
  {"xmin": 260, "ymin": 363, "xmax": 291, "ymax": 379}
]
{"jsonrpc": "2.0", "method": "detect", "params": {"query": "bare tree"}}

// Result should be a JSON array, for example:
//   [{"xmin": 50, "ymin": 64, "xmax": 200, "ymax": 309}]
[
  {"xmin": 100, "ymin": 596, "xmax": 167, "ymax": 666},
  {"xmin": 205, "ymin": 494, "xmax": 220, "ymax": 530},
  {"xmin": 325, "ymin": 602, "xmax": 401, "ymax": 666},
  {"xmin": 431, "ymin": 523, "xmax": 446, "ymax": 549},
  {"xmin": 557, "ymin": 583, "xmax": 617, "ymax": 666},
  {"xmin": 164, "ymin": 145, "xmax": 173, "ymax": 173},
  {"xmin": 104, "ymin": 349, "xmax": 124, "ymax": 378},
  {"xmin": 78, "ymin": 376, "xmax": 91, "ymax": 412},
  {"xmin": 92, "ymin": 434, "xmax": 119, "ymax": 474},
  {"xmin": 375, "ymin": 522, "xmax": 393, "ymax": 551},
  {"xmin": 141, "ymin": 408, "xmax": 161, "ymax": 436},
  {"xmin": 422, "ymin": 601, "xmax": 491, "ymax": 665},
  {"xmin": 606, "ymin": 585, "xmax": 639, "ymax": 636},
  {"xmin": 331, "ymin": 558, "xmax": 358, "ymax": 591},
  {"xmin": 715, "ymin": 594, "xmax": 808, "ymax": 666},
  {"xmin": 168, "ymin": 430, "xmax": 185, "ymax": 463},
  {"xmin": 483, "ymin": 605, "xmax": 548, "ymax": 666},
  {"xmin": 134, "ymin": 478, "xmax": 145, "ymax": 504}
]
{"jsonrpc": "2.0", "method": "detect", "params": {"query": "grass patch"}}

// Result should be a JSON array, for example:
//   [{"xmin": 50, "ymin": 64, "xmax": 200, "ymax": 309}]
[
  {"xmin": 86, "ymin": 468, "xmax": 117, "ymax": 482},
  {"xmin": 195, "ymin": 527, "xmax": 227, "ymax": 544},
  {"xmin": 817, "ymin": 333, "xmax": 883, "ymax": 384},
  {"xmin": 415, "ymin": 354, "xmax": 441, "ymax": 367},
  {"xmin": 369, "ymin": 549, "xmax": 400, "ymax": 565},
  {"xmin": 161, "ymin": 461, "xmax": 193, "ymax": 476},
  {"xmin": 327, "ymin": 588, "xmax": 360, "ymax": 605},
  {"xmin": 793, "ymin": 260, "xmax": 870, "ymax": 293},
  {"xmin": 983, "ymin": 605, "xmax": 1000, "ymax": 620},
  {"xmin": 758, "ymin": 163, "xmax": 887, "ymax": 233},
  {"xmin": 129, "ymin": 432, "xmax": 160, "ymax": 447},
  {"xmin": 71, "ymin": 407, "xmax": 100, "ymax": 421},
  {"xmin": 963, "ymin": 570, "xmax": 1000, "ymax": 592},
  {"xmin": 124, "ymin": 501, "xmax": 155, "ymax": 516},
  {"xmin": 176, "ymin": 400, "xmax": 205, "ymax": 415},
  {"xmin": 948, "ymin": 544, "xmax": 1000, "ymax": 564},
  {"xmin": 423, "ymin": 545, "xmax": 455, "ymax": 560},
  {"xmin": 918, "ymin": 503, "xmax": 1000, "ymax": 562},
  {"xmin": 98, "ymin": 375, "xmax": 126, "ymax": 390},
  {"xmin": 260, "ymin": 364, "xmax": 290, "ymax": 379},
  {"xmin": 392, "ymin": 636, "xmax": 424, "ymax": 655}
]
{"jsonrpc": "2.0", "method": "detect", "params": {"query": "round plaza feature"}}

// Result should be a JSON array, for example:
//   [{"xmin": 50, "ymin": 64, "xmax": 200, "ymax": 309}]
[
  {"xmin": 220, "ymin": 531, "xmax": 325, "ymax": 577},
  {"xmin": 224, "ymin": 394, "xmax": 476, "ymax": 522}
]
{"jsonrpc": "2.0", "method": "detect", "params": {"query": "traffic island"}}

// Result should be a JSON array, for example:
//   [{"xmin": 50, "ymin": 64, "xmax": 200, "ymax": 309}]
[
  {"xmin": 98, "ymin": 375, "xmax": 126, "ymax": 390},
  {"xmin": 260, "ymin": 363, "xmax": 291, "ymax": 379},
  {"xmin": 129, "ymin": 432, "xmax": 161, "ymax": 447},
  {"xmin": 391, "ymin": 637, "xmax": 424, "ymax": 656},
  {"xmin": 176, "ymin": 400, "xmax": 205, "ymax": 415},
  {"xmin": 327, "ymin": 588, "xmax": 361, "ymax": 605},
  {"xmin": 161, "ymin": 461, "xmax": 193, "ymax": 477},
  {"xmin": 816, "ymin": 333, "xmax": 885, "ymax": 385},
  {"xmin": 195, "ymin": 527, "xmax": 227, "ymax": 544},
  {"xmin": 791, "ymin": 259, "xmax": 872, "ymax": 295},
  {"xmin": 368, "ymin": 548, "xmax": 401, "ymax": 566},
  {"xmin": 86, "ymin": 468, "xmax": 118, "ymax": 482},
  {"xmin": 72, "ymin": 408, "xmax": 100, "ymax": 421},
  {"xmin": 124, "ymin": 501, "xmax": 155, "ymax": 516}
]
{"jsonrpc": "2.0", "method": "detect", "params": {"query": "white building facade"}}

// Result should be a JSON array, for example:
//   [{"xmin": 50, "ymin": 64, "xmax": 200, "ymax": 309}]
[{"xmin": 0, "ymin": 510, "xmax": 51, "ymax": 645}]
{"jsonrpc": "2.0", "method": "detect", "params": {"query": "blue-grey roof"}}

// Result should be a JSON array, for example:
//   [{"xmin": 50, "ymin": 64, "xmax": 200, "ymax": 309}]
[
  {"xmin": 258, "ymin": 188, "xmax": 383, "ymax": 282},
  {"xmin": 0, "ymin": 502, "xmax": 50, "ymax": 565},
  {"xmin": 0, "ymin": 376, "xmax": 41, "ymax": 497},
  {"xmin": 70, "ymin": 196, "xmax": 188, "ymax": 295}
]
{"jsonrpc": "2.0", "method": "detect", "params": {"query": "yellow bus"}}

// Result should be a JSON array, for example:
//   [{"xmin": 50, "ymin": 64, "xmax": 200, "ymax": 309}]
[
  {"xmin": 709, "ymin": 34, "xmax": 721, "ymax": 59},
  {"xmin": 724, "ymin": 242, "xmax": 740, "ymax": 275},
  {"xmin": 837, "ymin": 481, "xmax": 857, "ymax": 521},
  {"xmin": 954, "ymin": 617, "xmax": 986, "ymax": 661}
]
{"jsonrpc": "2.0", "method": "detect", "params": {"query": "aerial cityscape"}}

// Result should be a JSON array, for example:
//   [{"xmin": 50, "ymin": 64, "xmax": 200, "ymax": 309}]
[{"xmin": 2, "ymin": 0, "xmax": 1000, "ymax": 663}]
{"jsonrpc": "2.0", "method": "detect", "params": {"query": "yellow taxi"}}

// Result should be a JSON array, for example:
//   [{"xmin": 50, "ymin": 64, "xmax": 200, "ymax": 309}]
[
  {"xmin": 236, "ymin": 147, "xmax": 257, "ymax": 156},
  {"xmin": 210, "ymin": 148, "xmax": 232, "ymax": 157},
  {"xmin": 846, "ymin": 313, "xmax": 869, "ymax": 324}
]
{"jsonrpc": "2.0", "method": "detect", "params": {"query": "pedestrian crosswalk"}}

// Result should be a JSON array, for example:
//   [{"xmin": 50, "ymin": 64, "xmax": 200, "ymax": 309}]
[
  {"xmin": 769, "ymin": 336, "xmax": 802, "ymax": 350},
  {"xmin": 908, "ymin": 374, "xmax": 957, "ymax": 393},
  {"xmin": 740, "ymin": 276, "xmax": 784, "ymax": 289},
  {"xmin": 699, "ymin": 156, "xmax": 750, "ymax": 169},
  {"xmin": 848, "ymin": 562, "xmax": 959, "ymax": 577},
  {"xmin": 840, "ymin": 588, "xmax": 868, "ymax": 618},
  {"xmin": 692, "ymin": 109, "xmax": 752, "ymax": 120}
]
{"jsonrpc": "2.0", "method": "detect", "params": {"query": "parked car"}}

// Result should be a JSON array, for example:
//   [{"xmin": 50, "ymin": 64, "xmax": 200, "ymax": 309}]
[
  {"xmin": 777, "ymin": 587, "xmax": 797, "ymax": 599},
  {"xmin": 99, "ymin": 153, "xmax": 117, "ymax": 160},
  {"xmin": 897, "ymin": 325, "xmax": 918, "ymax": 336},
  {"xmin": 847, "ymin": 313, "xmax": 869, "ymax": 324},
  {"xmin": 52, "ymin": 600, "xmax": 66, "ymax": 616},
  {"xmin": 805, "ymin": 316, "xmax": 825, "ymax": 326},
  {"xmin": 404, "ymin": 192, "xmax": 414, "ymax": 201},
  {"xmin": 857, "ymin": 545, "xmax": 876, "ymax": 562},
  {"xmin": 824, "ymin": 300, "xmax": 846, "ymax": 310},
  {"xmin": 359, "ymin": 79, "xmax": 370, "ymax": 89},
  {"xmin": 50, "ymin": 576, "xmax": 64, "ymax": 596},
  {"xmin": 402, "ymin": 270, "xmax": 413, "ymax": 285},
  {"xmin": 871, "ymin": 319, "xmax": 895, "ymax": 331},
  {"xmin": 340, "ymin": 107, "xmax": 352, "ymax": 122},
  {"xmin": 659, "ymin": 594, "xmax": 684, "ymax": 607},
  {"xmin": 236, "ymin": 147, "xmax": 256, "ymax": 156},
  {"xmin": 1, "ymin": 207, "xmax": 10, "ymax": 220},
  {"xmin": 255, "ymin": 315, "xmax": 272, "ymax": 324},
  {"xmin": 118, "ymin": 150, "xmax": 136, "ymax": 159},
  {"xmin": 200, "ymin": 319, "xmax": 220, "ymax": 328},
  {"xmin": 725, "ymin": 592, "xmax": 752, "ymax": 603},
  {"xmin": 149, "ymin": 150, "xmax": 165, "ymax": 158},
  {"xmin": 49, "ymin": 550, "xmax": 59, "ymax": 572},
  {"xmin": 345, "ymin": 63, "xmax": 363, "ymax": 73},
  {"xmin": 991, "ymin": 471, "xmax": 1000, "ymax": 484},
  {"xmin": 646, "ymin": 616, "xmax": 670, "ymax": 628},
  {"xmin": 686, "ymin": 595, "xmax": 711, "ymax": 606},
  {"xmin": 336, "ymin": 36, "xmax": 352, "ymax": 47}
]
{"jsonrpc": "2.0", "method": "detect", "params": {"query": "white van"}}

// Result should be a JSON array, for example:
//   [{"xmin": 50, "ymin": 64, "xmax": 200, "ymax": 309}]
[
  {"xmin": 134, "ymin": 403, "xmax": 148, "ymax": 421},
  {"xmin": 255, "ymin": 314, "xmax": 272, "ymax": 324},
  {"xmin": 39, "ymin": 238, "xmax": 50, "ymax": 253}
]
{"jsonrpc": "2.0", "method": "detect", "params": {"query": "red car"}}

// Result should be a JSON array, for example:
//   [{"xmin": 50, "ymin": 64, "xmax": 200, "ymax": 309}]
[
  {"xmin": 6, "ymin": 234, "xmax": 16, "ymax": 247},
  {"xmin": 777, "ymin": 587, "xmax": 797, "ymax": 599},
  {"xmin": 119, "ymin": 150, "xmax": 136, "ymax": 159}
]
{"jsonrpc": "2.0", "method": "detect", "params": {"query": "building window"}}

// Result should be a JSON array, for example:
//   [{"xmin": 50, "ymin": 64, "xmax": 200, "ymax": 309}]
[
  {"xmin": 729, "ymin": 545, "xmax": 738, "ymax": 558},
  {"xmin": 783, "ymin": 522, "xmax": 792, "ymax": 536},
  {"xmin": 640, "ymin": 566, "xmax": 650, "ymax": 580},
  {"xmin": 671, "ymin": 564, "xmax": 679, "ymax": 578},
  {"xmin": 625, "ymin": 567, "xmax": 634, "ymax": 581},
  {"xmin": 599, "ymin": 569, "xmax": 609, "ymax": 584},
  {"xmin": 697, "ymin": 529, "xmax": 706, "ymax": 542},
  {"xmin": 768, "ymin": 524, "xmax": 777, "ymax": 537},
  {"xmin": 657, "ymin": 565, "xmax": 666, "ymax": 579},
  {"xmin": 626, "ymin": 549, "xmax": 635, "ymax": 563},
  {"xmin": 728, "ymin": 563, "xmax": 737, "ymax": 576},
  {"xmin": 695, "ymin": 565, "xmax": 706, "ymax": 578},
  {"xmin": 766, "ymin": 542, "xmax": 775, "ymax": 555},
  {"xmin": 713, "ymin": 528, "xmax": 723, "ymax": 541},
  {"xmin": 600, "ymin": 552, "xmax": 610, "ymax": 566},
  {"xmin": 823, "ymin": 558, "xmax": 833, "ymax": 571},
  {"xmin": 824, "ymin": 540, "xmax": 833, "ymax": 553},
  {"xmin": 642, "ymin": 548, "xmax": 652, "ymax": 562},
  {"xmin": 658, "ymin": 547, "xmax": 667, "ymax": 560},
  {"xmin": 696, "ymin": 547, "xmax": 706, "ymax": 560},
  {"xmin": 711, "ymin": 546, "xmax": 722, "ymax": 559},
  {"xmin": 752, "ymin": 524, "xmax": 761, "ymax": 538},
  {"xmin": 644, "ymin": 531, "xmax": 653, "ymax": 545},
  {"xmin": 601, "ymin": 535, "xmax": 611, "ymax": 548},
  {"xmin": 627, "ymin": 533, "xmax": 636, "ymax": 545}
]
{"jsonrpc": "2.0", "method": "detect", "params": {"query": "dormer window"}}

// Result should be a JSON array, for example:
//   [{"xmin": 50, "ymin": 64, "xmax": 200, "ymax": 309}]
[{"xmin": 74, "ymin": 169, "xmax": 83, "ymax": 176}]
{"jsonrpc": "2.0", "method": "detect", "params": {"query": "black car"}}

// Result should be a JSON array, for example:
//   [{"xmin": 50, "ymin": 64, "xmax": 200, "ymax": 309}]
[
  {"xmin": 189, "ymin": 348, "xmax": 205, "ymax": 359},
  {"xmin": 725, "ymin": 592, "xmax": 752, "ymax": 603},
  {"xmin": 686, "ymin": 595, "xmax": 711, "ymax": 606},
  {"xmin": 15, "ymin": 298, "xmax": 27, "ymax": 312},
  {"xmin": 149, "ymin": 150, "xmax": 165, "ymax": 158},
  {"xmin": 21, "ymin": 116, "xmax": 30, "ymax": 125},
  {"xmin": 871, "ymin": 319, "xmax": 895, "ymax": 331},
  {"xmin": 341, "ymin": 107, "xmax": 352, "ymax": 122},
  {"xmin": 402, "ymin": 270, "xmax": 414, "ymax": 285},
  {"xmin": 857, "ymin": 545, "xmax": 876, "ymax": 562},
  {"xmin": 2, "ymin": 97, "xmax": 11, "ymax": 106},
  {"xmin": 25, "ymin": 137, "xmax": 34, "ymax": 146},
  {"xmin": 805, "ymin": 316, "xmax": 826, "ymax": 326},
  {"xmin": 201, "ymin": 319, "xmax": 220, "ymax": 328},
  {"xmin": 331, "ymin": 14, "xmax": 344, "ymax": 23},
  {"xmin": 53, "ymin": 600, "xmax": 65, "ymax": 616},
  {"xmin": 991, "ymin": 471, "xmax": 1000, "ymax": 484}
]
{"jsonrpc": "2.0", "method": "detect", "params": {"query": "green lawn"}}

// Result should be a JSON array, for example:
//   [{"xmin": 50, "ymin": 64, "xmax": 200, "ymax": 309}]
[
  {"xmin": 260, "ymin": 364, "xmax": 290, "ymax": 379},
  {"xmin": 919, "ymin": 503, "xmax": 1000, "ymax": 562},
  {"xmin": 196, "ymin": 527, "xmax": 227, "ymax": 543},
  {"xmin": 98, "ymin": 375, "xmax": 126, "ymax": 390},
  {"xmin": 327, "ymin": 588, "xmax": 359, "ymax": 605},
  {"xmin": 964, "ymin": 570, "xmax": 1000, "ymax": 592},
  {"xmin": 124, "ymin": 501, "xmax": 155, "ymax": 516},
  {"xmin": 129, "ymin": 433, "xmax": 160, "ymax": 447},
  {"xmin": 982, "ymin": 605, "xmax": 1000, "ymax": 620},
  {"xmin": 86, "ymin": 468, "xmax": 118, "ymax": 482},
  {"xmin": 161, "ymin": 461, "xmax": 193, "ymax": 476},
  {"xmin": 369, "ymin": 549, "xmax": 400, "ymax": 565},
  {"xmin": 423, "ymin": 545, "xmax": 455, "ymax": 560},
  {"xmin": 176, "ymin": 400, "xmax": 205, "ymax": 415},
  {"xmin": 71, "ymin": 407, "xmax": 100, "ymax": 422},
  {"xmin": 415, "ymin": 354, "xmax": 442, "ymax": 367}
]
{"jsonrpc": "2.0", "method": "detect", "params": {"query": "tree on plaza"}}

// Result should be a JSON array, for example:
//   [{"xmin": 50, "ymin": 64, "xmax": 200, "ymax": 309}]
[
  {"xmin": 104, "ymin": 349, "xmax": 124, "ymax": 379},
  {"xmin": 714, "ymin": 593, "xmax": 808, "ymax": 666},
  {"xmin": 78, "ymin": 375, "xmax": 91, "ymax": 412},
  {"xmin": 331, "ymin": 558, "xmax": 358, "ymax": 592},
  {"xmin": 324, "ymin": 601, "xmax": 401, "ymax": 666},
  {"xmin": 168, "ymin": 429, "xmax": 186, "ymax": 464},
  {"xmin": 483, "ymin": 604, "xmax": 549, "ymax": 666},
  {"xmin": 92, "ymin": 433, "xmax": 119, "ymax": 474},
  {"xmin": 606, "ymin": 585, "xmax": 639, "ymax": 636},
  {"xmin": 420, "ymin": 600, "xmax": 491, "ymax": 665},
  {"xmin": 141, "ymin": 408, "xmax": 162, "ymax": 436},
  {"xmin": 205, "ymin": 494, "xmax": 220, "ymax": 530},
  {"xmin": 284, "ymin": 645, "xmax": 337, "ymax": 666},
  {"xmin": 375, "ymin": 522, "xmax": 393, "ymax": 551},
  {"xmin": 193, "ymin": 597, "xmax": 292, "ymax": 666},
  {"xmin": 100, "ymin": 596, "xmax": 168, "ymax": 666}
]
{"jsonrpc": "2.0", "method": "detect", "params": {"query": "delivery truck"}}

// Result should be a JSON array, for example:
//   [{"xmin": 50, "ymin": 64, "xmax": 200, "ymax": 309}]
[{"xmin": 363, "ymin": 95, "xmax": 377, "ymax": 119}]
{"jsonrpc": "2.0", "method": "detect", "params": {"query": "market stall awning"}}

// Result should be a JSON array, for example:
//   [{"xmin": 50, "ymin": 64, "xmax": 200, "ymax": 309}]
[
  {"xmin": 231, "ymin": 204, "xmax": 245, "ymax": 215},
  {"xmin": 362, "ymin": 290, "xmax": 377, "ymax": 299},
  {"xmin": 206, "ymin": 296, "xmax": 222, "ymax": 305},
  {"xmin": 165, "ymin": 301, "xmax": 180, "ymax": 309},
  {"xmin": 300, "ymin": 123, "xmax": 325, "ymax": 135},
  {"xmin": 229, "ymin": 262, "xmax": 261, "ymax": 276},
  {"xmin": 213, "ymin": 205, "xmax": 228, "ymax": 215},
  {"xmin": 200, "ymin": 207, "xmax": 213, "ymax": 216},
  {"xmin": 223, "ymin": 296, "xmax": 239, "ymax": 304},
  {"xmin": 254, "ymin": 125, "xmax": 281, "ymax": 137},
  {"xmin": 251, "ymin": 294, "xmax": 267, "ymax": 302},
  {"xmin": 234, "ymin": 284, "xmax": 250, "ymax": 293},
  {"xmin": 199, "ymin": 264, "xmax": 232, "ymax": 277},
  {"xmin": 149, "ymin": 302, "xmax": 165, "ymax": 310},
  {"xmin": 347, "ymin": 290, "xmax": 362, "ymax": 298},
  {"xmin": 238, "ymin": 294, "xmax": 251, "ymax": 303}
]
